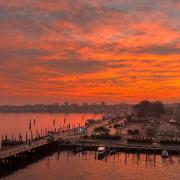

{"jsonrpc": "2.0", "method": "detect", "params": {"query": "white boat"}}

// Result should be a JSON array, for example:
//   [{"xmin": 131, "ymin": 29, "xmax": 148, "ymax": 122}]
[
  {"xmin": 97, "ymin": 146, "xmax": 107, "ymax": 158},
  {"xmin": 161, "ymin": 150, "xmax": 169, "ymax": 158}
]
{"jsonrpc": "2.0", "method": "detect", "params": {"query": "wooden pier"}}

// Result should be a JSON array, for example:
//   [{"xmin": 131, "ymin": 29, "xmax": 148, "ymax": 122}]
[{"xmin": 58, "ymin": 140, "xmax": 180, "ymax": 155}]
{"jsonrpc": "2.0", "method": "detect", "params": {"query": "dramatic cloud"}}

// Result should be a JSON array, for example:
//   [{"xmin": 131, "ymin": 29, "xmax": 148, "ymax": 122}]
[
  {"xmin": 0, "ymin": 0, "xmax": 179, "ymax": 104},
  {"xmin": 43, "ymin": 60, "xmax": 107, "ymax": 74},
  {"xmin": 134, "ymin": 44, "xmax": 180, "ymax": 55}
]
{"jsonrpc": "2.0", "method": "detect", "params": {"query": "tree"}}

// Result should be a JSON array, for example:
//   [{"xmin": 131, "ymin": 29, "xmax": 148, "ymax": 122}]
[
  {"xmin": 64, "ymin": 101, "xmax": 69, "ymax": 106},
  {"xmin": 174, "ymin": 104, "xmax": 180, "ymax": 125},
  {"xmin": 94, "ymin": 126, "xmax": 109, "ymax": 135},
  {"xmin": 100, "ymin": 101, "xmax": 106, "ymax": 106},
  {"xmin": 134, "ymin": 100, "xmax": 151, "ymax": 117},
  {"xmin": 153, "ymin": 101, "xmax": 165, "ymax": 117},
  {"xmin": 133, "ymin": 100, "xmax": 165, "ymax": 118}
]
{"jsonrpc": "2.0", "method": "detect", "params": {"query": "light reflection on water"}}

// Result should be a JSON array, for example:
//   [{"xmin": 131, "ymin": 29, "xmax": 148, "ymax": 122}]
[
  {"xmin": 4, "ymin": 151, "xmax": 180, "ymax": 180},
  {"xmin": 0, "ymin": 113, "xmax": 101, "ymax": 141}
]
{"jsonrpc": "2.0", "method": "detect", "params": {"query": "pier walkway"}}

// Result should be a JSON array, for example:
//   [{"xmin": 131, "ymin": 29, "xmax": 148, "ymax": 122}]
[{"xmin": 58, "ymin": 138, "xmax": 180, "ymax": 155}]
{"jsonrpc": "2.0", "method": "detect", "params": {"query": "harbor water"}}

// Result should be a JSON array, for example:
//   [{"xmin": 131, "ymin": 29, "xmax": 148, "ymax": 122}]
[
  {"xmin": 0, "ymin": 113, "xmax": 102, "ymax": 142},
  {"xmin": 0, "ymin": 113, "xmax": 180, "ymax": 180},
  {"xmin": 3, "ymin": 151, "xmax": 180, "ymax": 180}
]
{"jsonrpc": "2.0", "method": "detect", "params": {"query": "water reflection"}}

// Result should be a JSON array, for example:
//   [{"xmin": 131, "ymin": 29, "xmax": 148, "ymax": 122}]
[
  {"xmin": 0, "ymin": 113, "xmax": 102, "ymax": 142},
  {"xmin": 4, "ymin": 150, "xmax": 180, "ymax": 180},
  {"xmin": 1, "ymin": 113, "xmax": 180, "ymax": 180}
]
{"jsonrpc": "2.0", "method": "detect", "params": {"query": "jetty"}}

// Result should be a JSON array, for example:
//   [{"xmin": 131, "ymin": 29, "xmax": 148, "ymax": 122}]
[{"xmin": 58, "ymin": 139, "xmax": 180, "ymax": 155}]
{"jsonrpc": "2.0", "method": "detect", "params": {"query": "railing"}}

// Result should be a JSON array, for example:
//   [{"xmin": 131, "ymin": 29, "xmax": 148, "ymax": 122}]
[
  {"xmin": 0, "ymin": 125, "xmax": 83, "ymax": 160},
  {"xmin": 0, "ymin": 134, "xmax": 59, "ymax": 160}
]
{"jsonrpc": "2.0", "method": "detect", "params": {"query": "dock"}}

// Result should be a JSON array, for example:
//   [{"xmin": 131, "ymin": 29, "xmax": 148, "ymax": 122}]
[{"xmin": 58, "ymin": 140, "xmax": 180, "ymax": 155}]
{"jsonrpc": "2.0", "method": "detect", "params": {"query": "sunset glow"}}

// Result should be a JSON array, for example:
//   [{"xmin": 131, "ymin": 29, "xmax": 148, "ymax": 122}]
[{"xmin": 0, "ymin": 0, "xmax": 180, "ymax": 104}]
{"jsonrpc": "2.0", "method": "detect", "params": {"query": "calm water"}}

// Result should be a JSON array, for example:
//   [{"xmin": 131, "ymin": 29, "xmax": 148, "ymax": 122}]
[
  {"xmin": 0, "ymin": 113, "xmax": 180, "ymax": 180},
  {"xmin": 0, "ymin": 113, "xmax": 102, "ymax": 142},
  {"xmin": 2, "ymin": 151, "xmax": 180, "ymax": 180}
]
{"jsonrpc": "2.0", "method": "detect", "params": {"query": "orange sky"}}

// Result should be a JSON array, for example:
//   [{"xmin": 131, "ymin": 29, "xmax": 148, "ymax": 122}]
[{"xmin": 0, "ymin": 0, "xmax": 180, "ymax": 104}]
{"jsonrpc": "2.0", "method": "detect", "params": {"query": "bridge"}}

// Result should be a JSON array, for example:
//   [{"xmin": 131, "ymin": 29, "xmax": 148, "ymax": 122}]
[
  {"xmin": 0, "ymin": 120, "xmax": 108, "ymax": 162},
  {"xmin": 0, "ymin": 129, "xmax": 78, "ymax": 161}
]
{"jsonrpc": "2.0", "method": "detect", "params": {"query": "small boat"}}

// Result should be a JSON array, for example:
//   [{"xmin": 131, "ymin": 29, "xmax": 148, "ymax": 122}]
[
  {"xmin": 161, "ymin": 150, "xmax": 169, "ymax": 158},
  {"xmin": 97, "ymin": 146, "xmax": 107, "ymax": 159},
  {"xmin": 109, "ymin": 148, "xmax": 119, "ymax": 155}
]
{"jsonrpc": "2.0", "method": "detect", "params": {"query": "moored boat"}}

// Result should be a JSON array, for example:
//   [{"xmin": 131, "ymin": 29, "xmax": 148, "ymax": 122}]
[
  {"xmin": 161, "ymin": 150, "xmax": 169, "ymax": 158},
  {"xmin": 97, "ymin": 146, "xmax": 107, "ymax": 159}
]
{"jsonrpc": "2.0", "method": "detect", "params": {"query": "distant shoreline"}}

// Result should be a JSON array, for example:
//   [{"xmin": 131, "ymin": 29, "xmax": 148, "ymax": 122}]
[
  {"xmin": 0, "ymin": 103, "xmax": 131, "ymax": 114},
  {"xmin": 0, "ymin": 112, "xmax": 102, "ymax": 114}
]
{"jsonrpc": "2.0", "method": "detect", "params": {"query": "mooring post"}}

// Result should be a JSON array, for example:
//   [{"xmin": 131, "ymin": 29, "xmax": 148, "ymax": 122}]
[
  {"xmin": 20, "ymin": 132, "xmax": 22, "ymax": 142},
  {"xmin": 2, "ymin": 134, "xmax": 4, "ymax": 142},
  {"xmin": 170, "ymin": 155, "xmax": 172, "ymax": 163},
  {"xmin": 29, "ymin": 120, "xmax": 31, "ymax": 131},
  {"xmin": 31, "ymin": 131, "xmax": 33, "ymax": 140},
  {"xmin": 125, "ymin": 153, "xmax": 127, "ymax": 165},
  {"xmin": 26, "ymin": 132, "xmax": 28, "ymax": 142},
  {"xmin": 68, "ymin": 145, "xmax": 70, "ymax": 157},
  {"xmin": 146, "ymin": 153, "xmax": 148, "ymax": 166},
  {"xmin": 36, "ymin": 129, "xmax": 38, "ymax": 139},
  {"xmin": 136, "ymin": 154, "xmax": 139, "ymax": 165},
  {"xmin": 19, "ymin": 132, "xmax": 22, "ymax": 142}
]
